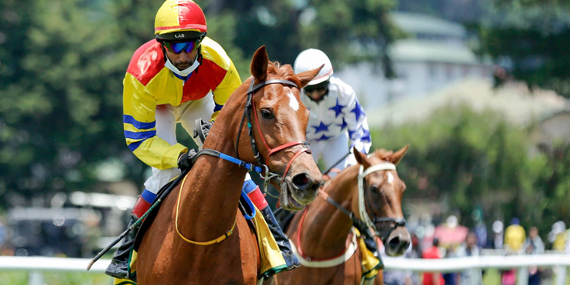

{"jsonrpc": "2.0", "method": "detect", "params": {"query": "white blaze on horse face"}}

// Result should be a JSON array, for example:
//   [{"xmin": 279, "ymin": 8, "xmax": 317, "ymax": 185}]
[
  {"xmin": 386, "ymin": 172, "xmax": 394, "ymax": 184},
  {"xmin": 287, "ymin": 90, "xmax": 300, "ymax": 111}
]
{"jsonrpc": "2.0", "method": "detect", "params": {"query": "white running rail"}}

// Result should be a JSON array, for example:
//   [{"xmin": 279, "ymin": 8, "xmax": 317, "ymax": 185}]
[{"xmin": 0, "ymin": 255, "xmax": 568, "ymax": 285}]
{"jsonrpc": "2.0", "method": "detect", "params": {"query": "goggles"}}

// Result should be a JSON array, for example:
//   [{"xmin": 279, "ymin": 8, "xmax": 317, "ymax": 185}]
[
  {"xmin": 304, "ymin": 80, "xmax": 330, "ymax": 93},
  {"xmin": 162, "ymin": 39, "xmax": 201, "ymax": 54}
]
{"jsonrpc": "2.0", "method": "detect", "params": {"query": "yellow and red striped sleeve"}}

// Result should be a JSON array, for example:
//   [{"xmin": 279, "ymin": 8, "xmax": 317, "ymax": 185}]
[{"xmin": 123, "ymin": 41, "xmax": 187, "ymax": 170}]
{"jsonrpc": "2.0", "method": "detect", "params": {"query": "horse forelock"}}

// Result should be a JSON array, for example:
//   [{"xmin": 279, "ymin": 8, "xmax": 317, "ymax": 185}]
[
  {"xmin": 371, "ymin": 149, "xmax": 395, "ymax": 162},
  {"xmin": 267, "ymin": 61, "xmax": 301, "ymax": 87}
]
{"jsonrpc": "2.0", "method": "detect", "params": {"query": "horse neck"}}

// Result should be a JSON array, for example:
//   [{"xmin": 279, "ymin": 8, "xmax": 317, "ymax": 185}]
[
  {"xmin": 175, "ymin": 96, "xmax": 249, "ymax": 242},
  {"xmin": 298, "ymin": 165, "xmax": 360, "ymax": 258}
]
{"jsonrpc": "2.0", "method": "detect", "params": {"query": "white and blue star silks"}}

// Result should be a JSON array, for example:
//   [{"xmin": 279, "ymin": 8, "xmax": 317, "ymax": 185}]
[{"xmin": 300, "ymin": 76, "xmax": 371, "ymax": 172}]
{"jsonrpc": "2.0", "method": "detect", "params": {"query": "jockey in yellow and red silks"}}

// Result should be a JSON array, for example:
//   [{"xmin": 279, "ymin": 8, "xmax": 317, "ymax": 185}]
[
  {"xmin": 123, "ymin": 4, "xmax": 240, "ymax": 170},
  {"xmin": 108, "ymin": 1, "xmax": 301, "ymax": 281},
  {"xmin": 108, "ymin": 0, "xmax": 242, "ymax": 280}
]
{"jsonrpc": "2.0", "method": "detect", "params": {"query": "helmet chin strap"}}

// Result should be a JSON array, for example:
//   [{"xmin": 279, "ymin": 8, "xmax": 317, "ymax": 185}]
[{"xmin": 164, "ymin": 53, "xmax": 200, "ymax": 77}]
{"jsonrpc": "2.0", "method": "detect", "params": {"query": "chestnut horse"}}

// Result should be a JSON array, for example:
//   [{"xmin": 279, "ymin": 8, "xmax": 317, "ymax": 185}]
[
  {"xmin": 136, "ymin": 46, "xmax": 323, "ymax": 284},
  {"xmin": 276, "ymin": 146, "xmax": 411, "ymax": 285}
]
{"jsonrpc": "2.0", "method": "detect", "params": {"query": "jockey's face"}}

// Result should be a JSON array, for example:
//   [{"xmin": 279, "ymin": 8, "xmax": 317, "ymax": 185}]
[
  {"xmin": 164, "ymin": 47, "xmax": 199, "ymax": 71},
  {"xmin": 305, "ymin": 88, "xmax": 328, "ymax": 101},
  {"xmin": 303, "ymin": 80, "xmax": 330, "ymax": 102}
]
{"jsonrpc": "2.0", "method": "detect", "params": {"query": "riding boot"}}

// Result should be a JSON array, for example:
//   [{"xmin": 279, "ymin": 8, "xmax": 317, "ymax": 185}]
[
  {"xmin": 104, "ymin": 214, "xmax": 139, "ymax": 279},
  {"xmin": 260, "ymin": 206, "xmax": 301, "ymax": 270},
  {"xmin": 105, "ymin": 194, "xmax": 152, "ymax": 280},
  {"xmin": 243, "ymin": 181, "xmax": 300, "ymax": 270}
]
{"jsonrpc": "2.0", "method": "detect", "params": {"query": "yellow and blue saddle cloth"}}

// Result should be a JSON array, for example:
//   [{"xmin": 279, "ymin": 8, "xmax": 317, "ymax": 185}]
[{"xmin": 113, "ymin": 190, "xmax": 286, "ymax": 284}]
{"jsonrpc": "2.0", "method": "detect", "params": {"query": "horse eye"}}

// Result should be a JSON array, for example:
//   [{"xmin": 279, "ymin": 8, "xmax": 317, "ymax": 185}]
[
  {"xmin": 369, "ymin": 185, "xmax": 379, "ymax": 193},
  {"xmin": 261, "ymin": 109, "xmax": 274, "ymax": 120}
]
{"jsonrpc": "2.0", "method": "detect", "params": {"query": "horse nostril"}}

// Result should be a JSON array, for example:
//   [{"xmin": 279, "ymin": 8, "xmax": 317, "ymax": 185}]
[
  {"xmin": 292, "ymin": 173, "xmax": 313, "ymax": 190},
  {"xmin": 388, "ymin": 237, "xmax": 401, "ymax": 249},
  {"xmin": 389, "ymin": 237, "xmax": 409, "ymax": 252}
]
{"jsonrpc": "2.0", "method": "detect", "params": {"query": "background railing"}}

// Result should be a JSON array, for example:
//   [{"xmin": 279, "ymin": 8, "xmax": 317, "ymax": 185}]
[{"xmin": 0, "ymin": 255, "xmax": 568, "ymax": 285}]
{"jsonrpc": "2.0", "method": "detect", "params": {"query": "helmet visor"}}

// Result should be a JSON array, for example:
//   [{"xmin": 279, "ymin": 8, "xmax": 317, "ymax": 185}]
[{"xmin": 162, "ymin": 39, "xmax": 201, "ymax": 54}]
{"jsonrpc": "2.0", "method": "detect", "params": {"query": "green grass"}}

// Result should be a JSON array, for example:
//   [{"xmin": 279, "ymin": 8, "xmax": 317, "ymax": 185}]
[
  {"xmin": 1, "ymin": 268, "xmax": 569, "ymax": 284},
  {"xmin": 0, "ymin": 271, "xmax": 112, "ymax": 285}
]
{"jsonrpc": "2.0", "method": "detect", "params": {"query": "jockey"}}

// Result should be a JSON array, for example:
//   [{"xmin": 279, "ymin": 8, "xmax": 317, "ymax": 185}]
[
  {"xmin": 294, "ymin": 48, "xmax": 377, "ymax": 257},
  {"xmin": 293, "ymin": 49, "xmax": 372, "ymax": 179},
  {"xmin": 106, "ymin": 0, "xmax": 299, "ymax": 279}
]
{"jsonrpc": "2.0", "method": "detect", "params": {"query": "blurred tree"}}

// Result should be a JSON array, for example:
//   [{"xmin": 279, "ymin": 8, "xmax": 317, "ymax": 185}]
[
  {"xmin": 471, "ymin": 0, "xmax": 570, "ymax": 98},
  {"xmin": 0, "ymin": 0, "xmax": 138, "ymax": 209},
  {"xmin": 203, "ymin": 0, "xmax": 398, "ymax": 77},
  {"xmin": 371, "ymin": 104, "xmax": 568, "ymax": 236},
  {"xmin": 396, "ymin": 0, "xmax": 486, "ymax": 23}
]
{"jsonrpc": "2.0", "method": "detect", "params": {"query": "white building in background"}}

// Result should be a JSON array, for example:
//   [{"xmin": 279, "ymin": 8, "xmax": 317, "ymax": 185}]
[{"xmin": 337, "ymin": 12, "xmax": 494, "ymax": 111}]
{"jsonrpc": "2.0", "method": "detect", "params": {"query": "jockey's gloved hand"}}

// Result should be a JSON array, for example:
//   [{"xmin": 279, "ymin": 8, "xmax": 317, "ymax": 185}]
[{"xmin": 178, "ymin": 149, "xmax": 198, "ymax": 171}]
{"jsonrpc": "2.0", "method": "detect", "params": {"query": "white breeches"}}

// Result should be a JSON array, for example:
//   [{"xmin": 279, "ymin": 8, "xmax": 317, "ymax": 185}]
[
  {"xmin": 309, "ymin": 132, "xmax": 356, "ymax": 178},
  {"xmin": 143, "ymin": 93, "xmax": 214, "ymax": 194}
]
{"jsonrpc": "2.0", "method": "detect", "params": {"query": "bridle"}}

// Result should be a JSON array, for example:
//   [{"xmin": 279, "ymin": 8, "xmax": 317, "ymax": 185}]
[
  {"xmin": 318, "ymin": 162, "xmax": 406, "ymax": 244},
  {"xmin": 177, "ymin": 77, "xmax": 312, "ymax": 246},
  {"xmin": 358, "ymin": 163, "xmax": 406, "ymax": 242},
  {"xmin": 235, "ymin": 78, "xmax": 312, "ymax": 195}
]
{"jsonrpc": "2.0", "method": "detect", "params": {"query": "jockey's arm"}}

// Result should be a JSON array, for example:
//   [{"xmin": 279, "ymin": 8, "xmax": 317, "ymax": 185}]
[
  {"xmin": 123, "ymin": 73, "xmax": 188, "ymax": 170},
  {"xmin": 340, "ymin": 82, "xmax": 372, "ymax": 154}
]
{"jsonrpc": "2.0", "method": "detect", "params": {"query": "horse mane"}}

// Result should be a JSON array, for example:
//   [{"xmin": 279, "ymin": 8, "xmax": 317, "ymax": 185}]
[{"xmin": 267, "ymin": 61, "xmax": 301, "ymax": 87}]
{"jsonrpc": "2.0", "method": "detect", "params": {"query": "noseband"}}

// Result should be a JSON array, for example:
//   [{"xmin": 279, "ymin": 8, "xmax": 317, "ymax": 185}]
[
  {"xmin": 319, "ymin": 162, "xmax": 406, "ymax": 244},
  {"xmin": 235, "ymin": 78, "xmax": 312, "ymax": 189}
]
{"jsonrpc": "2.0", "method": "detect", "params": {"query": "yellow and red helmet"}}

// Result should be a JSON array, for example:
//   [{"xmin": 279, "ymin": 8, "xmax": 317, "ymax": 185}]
[{"xmin": 155, "ymin": 0, "xmax": 207, "ymax": 41}]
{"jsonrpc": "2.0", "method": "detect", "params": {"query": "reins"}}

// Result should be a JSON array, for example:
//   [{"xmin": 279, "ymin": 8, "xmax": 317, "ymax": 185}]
[{"xmin": 175, "ymin": 173, "xmax": 237, "ymax": 245}]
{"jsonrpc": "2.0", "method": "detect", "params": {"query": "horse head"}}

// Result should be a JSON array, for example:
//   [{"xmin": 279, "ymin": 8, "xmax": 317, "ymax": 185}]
[
  {"xmin": 353, "ymin": 145, "xmax": 411, "ymax": 256},
  {"xmin": 213, "ymin": 46, "xmax": 323, "ymax": 211}
]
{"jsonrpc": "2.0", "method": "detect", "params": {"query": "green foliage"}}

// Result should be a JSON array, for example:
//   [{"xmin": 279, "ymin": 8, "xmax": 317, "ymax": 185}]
[
  {"xmin": 0, "ymin": 0, "xmax": 141, "ymax": 208},
  {"xmin": 203, "ymin": 0, "xmax": 398, "ymax": 74},
  {"xmin": 472, "ymin": 0, "xmax": 570, "ymax": 98},
  {"xmin": 371, "ymin": 104, "xmax": 569, "ymax": 235},
  {"xmin": 0, "ymin": 271, "xmax": 109, "ymax": 285},
  {"xmin": 303, "ymin": 0, "xmax": 398, "ymax": 77}
]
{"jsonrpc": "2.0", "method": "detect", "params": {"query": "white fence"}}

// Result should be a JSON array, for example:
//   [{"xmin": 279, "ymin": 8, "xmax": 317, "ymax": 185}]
[{"xmin": 0, "ymin": 255, "xmax": 569, "ymax": 285}]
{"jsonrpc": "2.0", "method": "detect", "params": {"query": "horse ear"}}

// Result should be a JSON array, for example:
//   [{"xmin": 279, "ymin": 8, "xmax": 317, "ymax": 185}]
[
  {"xmin": 296, "ymin": 64, "xmax": 324, "ymax": 88},
  {"xmin": 353, "ymin": 147, "xmax": 371, "ymax": 168},
  {"xmin": 390, "ymin": 144, "xmax": 409, "ymax": 165},
  {"xmin": 250, "ymin": 46, "xmax": 268, "ymax": 83}
]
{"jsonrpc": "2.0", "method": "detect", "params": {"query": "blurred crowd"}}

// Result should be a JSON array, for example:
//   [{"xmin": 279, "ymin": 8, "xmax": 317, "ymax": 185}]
[{"xmin": 381, "ymin": 214, "xmax": 570, "ymax": 285}]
